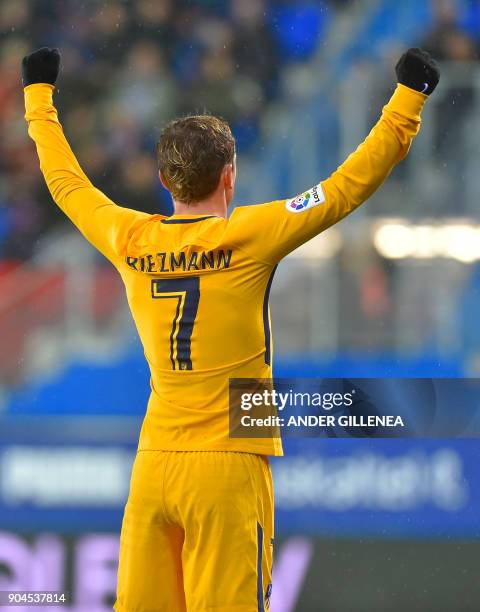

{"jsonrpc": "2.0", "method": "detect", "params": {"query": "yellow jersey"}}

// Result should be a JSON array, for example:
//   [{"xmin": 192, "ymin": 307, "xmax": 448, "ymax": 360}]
[{"xmin": 24, "ymin": 83, "xmax": 426, "ymax": 456}]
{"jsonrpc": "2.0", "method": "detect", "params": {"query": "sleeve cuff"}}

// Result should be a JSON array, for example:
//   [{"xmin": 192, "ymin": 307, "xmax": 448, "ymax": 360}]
[
  {"xmin": 24, "ymin": 83, "xmax": 56, "ymax": 119},
  {"xmin": 386, "ymin": 83, "xmax": 427, "ymax": 120}
]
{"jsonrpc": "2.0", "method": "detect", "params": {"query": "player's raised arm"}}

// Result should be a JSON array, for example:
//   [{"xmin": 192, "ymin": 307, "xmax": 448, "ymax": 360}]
[
  {"xmin": 22, "ymin": 48, "xmax": 150, "ymax": 263},
  {"xmin": 232, "ymin": 48, "xmax": 440, "ymax": 265}
]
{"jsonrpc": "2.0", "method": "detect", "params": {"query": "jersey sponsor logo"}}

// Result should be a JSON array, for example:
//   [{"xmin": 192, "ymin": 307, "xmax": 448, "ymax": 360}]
[
  {"xmin": 126, "ymin": 249, "xmax": 233, "ymax": 273},
  {"xmin": 285, "ymin": 183, "xmax": 325, "ymax": 213}
]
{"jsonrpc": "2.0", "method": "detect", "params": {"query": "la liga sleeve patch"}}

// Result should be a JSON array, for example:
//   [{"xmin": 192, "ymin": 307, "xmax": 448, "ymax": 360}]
[{"xmin": 285, "ymin": 183, "xmax": 326, "ymax": 213}]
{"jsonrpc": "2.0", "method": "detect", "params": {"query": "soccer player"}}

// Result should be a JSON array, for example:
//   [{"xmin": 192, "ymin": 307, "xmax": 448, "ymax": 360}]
[{"xmin": 22, "ymin": 47, "xmax": 439, "ymax": 611}]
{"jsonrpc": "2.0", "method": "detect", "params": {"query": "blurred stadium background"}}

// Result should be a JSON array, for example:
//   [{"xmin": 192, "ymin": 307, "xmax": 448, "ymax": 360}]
[{"xmin": 1, "ymin": 0, "xmax": 480, "ymax": 610}]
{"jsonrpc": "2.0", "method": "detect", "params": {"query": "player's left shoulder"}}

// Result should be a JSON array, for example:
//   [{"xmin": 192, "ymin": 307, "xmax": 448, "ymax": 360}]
[{"xmin": 229, "ymin": 199, "xmax": 285, "ymax": 223}]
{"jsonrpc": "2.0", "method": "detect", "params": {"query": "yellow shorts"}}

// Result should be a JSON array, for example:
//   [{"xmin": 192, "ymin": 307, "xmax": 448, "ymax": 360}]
[{"xmin": 114, "ymin": 450, "xmax": 274, "ymax": 612}]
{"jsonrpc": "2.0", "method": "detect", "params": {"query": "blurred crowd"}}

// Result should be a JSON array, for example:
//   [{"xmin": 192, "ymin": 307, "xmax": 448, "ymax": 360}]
[
  {"xmin": 342, "ymin": 0, "xmax": 480, "ymax": 221},
  {"xmin": 0, "ymin": 0, "xmax": 330, "ymax": 260},
  {"xmin": 2, "ymin": 0, "xmax": 480, "ymax": 261},
  {"xmin": 421, "ymin": 0, "xmax": 480, "ymax": 204}
]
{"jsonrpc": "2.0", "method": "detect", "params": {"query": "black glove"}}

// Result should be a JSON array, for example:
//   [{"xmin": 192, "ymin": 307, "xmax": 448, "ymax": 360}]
[
  {"xmin": 395, "ymin": 48, "xmax": 440, "ymax": 95},
  {"xmin": 22, "ymin": 47, "xmax": 60, "ymax": 87}
]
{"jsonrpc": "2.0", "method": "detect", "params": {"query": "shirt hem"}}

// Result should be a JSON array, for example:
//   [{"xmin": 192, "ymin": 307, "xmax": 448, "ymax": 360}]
[{"xmin": 137, "ymin": 442, "xmax": 284, "ymax": 456}]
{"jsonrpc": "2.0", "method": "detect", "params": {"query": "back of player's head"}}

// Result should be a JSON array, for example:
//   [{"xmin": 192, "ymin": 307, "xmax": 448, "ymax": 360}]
[{"xmin": 157, "ymin": 115, "xmax": 236, "ymax": 204}]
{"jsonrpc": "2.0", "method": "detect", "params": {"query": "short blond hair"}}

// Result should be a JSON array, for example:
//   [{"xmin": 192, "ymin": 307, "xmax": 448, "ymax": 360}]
[{"xmin": 157, "ymin": 115, "xmax": 236, "ymax": 203}]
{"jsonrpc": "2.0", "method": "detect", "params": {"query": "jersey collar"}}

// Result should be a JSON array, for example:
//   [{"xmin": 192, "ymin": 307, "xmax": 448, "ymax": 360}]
[{"xmin": 162, "ymin": 214, "xmax": 219, "ymax": 224}]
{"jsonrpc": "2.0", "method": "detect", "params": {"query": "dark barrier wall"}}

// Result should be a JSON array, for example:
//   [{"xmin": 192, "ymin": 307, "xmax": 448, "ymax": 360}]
[{"xmin": 291, "ymin": 538, "xmax": 480, "ymax": 612}]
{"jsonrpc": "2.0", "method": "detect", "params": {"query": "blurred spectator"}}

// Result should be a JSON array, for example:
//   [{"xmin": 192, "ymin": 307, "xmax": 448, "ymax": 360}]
[
  {"xmin": 422, "ymin": 0, "xmax": 479, "ymax": 60},
  {"xmin": 421, "ymin": 0, "xmax": 478, "ymax": 212}
]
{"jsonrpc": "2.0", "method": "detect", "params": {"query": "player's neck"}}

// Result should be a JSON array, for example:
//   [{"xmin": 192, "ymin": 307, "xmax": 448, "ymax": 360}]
[{"xmin": 173, "ymin": 192, "xmax": 228, "ymax": 219}]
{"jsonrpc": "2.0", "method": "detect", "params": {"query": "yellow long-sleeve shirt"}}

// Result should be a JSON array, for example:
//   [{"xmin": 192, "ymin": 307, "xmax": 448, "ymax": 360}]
[{"xmin": 25, "ymin": 83, "xmax": 426, "ymax": 456}]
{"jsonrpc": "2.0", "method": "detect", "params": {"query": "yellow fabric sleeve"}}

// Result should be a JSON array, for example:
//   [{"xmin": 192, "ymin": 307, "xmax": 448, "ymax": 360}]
[
  {"xmin": 320, "ymin": 83, "xmax": 426, "ymax": 219},
  {"xmin": 24, "ymin": 83, "xmax": 151, "ymax": 263},
  {"xmin": 230, "ymin": 84, "xmax": 427, "ymax": 265}
]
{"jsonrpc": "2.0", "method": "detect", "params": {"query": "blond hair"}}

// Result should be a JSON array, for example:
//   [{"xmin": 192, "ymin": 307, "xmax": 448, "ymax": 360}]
[{"xmin": 157, "ymin": 115, "xmax": 236, "ymax": 203}]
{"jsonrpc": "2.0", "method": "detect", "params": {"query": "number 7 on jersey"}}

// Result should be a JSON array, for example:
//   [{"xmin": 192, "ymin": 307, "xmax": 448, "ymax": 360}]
[{"xmin": 151, "ymin": 277, "xmax": 200, "ymax": 371}]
